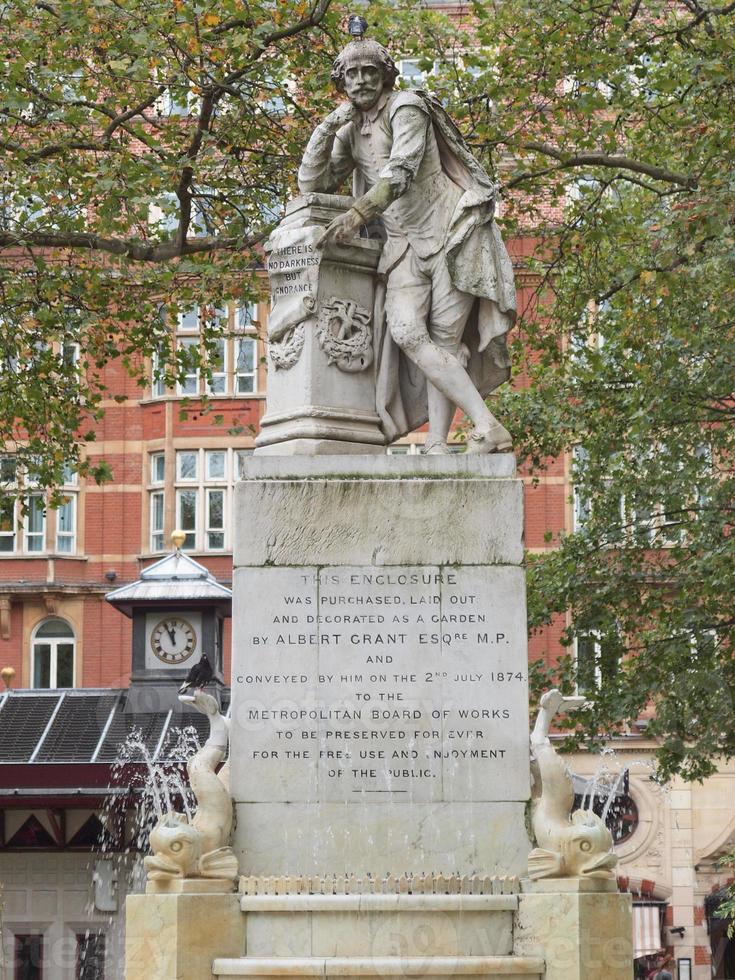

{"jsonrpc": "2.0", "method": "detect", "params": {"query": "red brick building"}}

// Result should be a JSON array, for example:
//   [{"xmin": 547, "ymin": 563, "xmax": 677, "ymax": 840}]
[{"xmin": 0, "ymin": 203, "xmax": 731, "ymax": 980}]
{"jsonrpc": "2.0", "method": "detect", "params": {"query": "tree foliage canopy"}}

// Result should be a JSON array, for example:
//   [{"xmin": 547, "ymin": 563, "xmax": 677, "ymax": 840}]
[{"xmin": 1, "ymin": 0, "xmax": 733, "ymax": 778}]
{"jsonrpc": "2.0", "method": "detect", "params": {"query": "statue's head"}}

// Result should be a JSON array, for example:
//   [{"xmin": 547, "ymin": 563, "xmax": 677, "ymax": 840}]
[{"xmin": 331, "ymin": 39, "xmax": 399, "ymax": 110}]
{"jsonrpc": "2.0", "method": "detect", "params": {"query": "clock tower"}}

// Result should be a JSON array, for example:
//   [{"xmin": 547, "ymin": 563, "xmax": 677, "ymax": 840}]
[{"xmin": 106, "ymin": 531, "xmax": 231, "ymax": 708}]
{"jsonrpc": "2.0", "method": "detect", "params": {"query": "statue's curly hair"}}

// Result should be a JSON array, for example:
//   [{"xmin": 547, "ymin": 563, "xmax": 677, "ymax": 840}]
[{"xmin": 331, "ymin": 39, "xmax": 399, "ymax": 93}]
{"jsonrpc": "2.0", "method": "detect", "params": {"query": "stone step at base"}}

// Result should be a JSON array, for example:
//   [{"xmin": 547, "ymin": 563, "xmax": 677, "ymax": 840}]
[
  {"xmin": 212, "ymin": 956, "xmax": 544, "ymax": 978},
  {"xmin": 239, "ymin": 894, "xmax": 516, "ymax": 958}
]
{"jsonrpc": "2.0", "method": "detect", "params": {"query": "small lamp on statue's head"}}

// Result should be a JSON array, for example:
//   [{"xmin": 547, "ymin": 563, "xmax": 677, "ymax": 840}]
[
  {"xmin": 347, "ymin": 14, "xmax": 368, "ymax": 38},
  {"xmin": 1, "ymin": 666, "xmax": 15, "ymax": 691}
]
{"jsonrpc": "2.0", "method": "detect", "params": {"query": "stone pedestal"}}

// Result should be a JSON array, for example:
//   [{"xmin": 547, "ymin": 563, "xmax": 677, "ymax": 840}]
[
  {"xmin": 125, "ymin": 886, "xmax": 242, "ymax": 980},
  {"xmin": 213, "ymin": 892, "xmax": 545, "ymax": 979},
  {"xmin": 514, "ymin": 879, "xmax": 633, "ymax": 980},
  {"xmin": 230, "ymin": 455, "xmax": 531, "ymax": 876},
  {"xmin": 256, "ymin": 194, "xmax": 385, "ymax": 455}
]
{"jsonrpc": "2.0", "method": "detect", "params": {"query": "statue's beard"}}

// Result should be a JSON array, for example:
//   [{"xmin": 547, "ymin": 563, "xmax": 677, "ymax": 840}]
[{"xmin": 348, "ymin": 88, "xmax": 382, "ymax": 111}]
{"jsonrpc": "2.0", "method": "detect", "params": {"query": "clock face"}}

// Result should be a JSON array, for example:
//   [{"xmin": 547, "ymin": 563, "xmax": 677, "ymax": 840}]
[{"xmin": 150, "ymin": 616, "xmax": 197, "ymax": 665}]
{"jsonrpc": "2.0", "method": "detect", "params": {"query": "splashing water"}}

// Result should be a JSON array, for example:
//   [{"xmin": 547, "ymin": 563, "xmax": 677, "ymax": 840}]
[{"xmin": 90, "ymin": 723, "xmax": 202, "ymax": 898}]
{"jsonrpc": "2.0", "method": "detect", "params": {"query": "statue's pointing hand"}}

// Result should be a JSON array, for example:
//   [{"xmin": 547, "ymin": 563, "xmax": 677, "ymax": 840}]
[{"xmin": 316, "ymin": 207, "xmax": 365, "ymax": 250}]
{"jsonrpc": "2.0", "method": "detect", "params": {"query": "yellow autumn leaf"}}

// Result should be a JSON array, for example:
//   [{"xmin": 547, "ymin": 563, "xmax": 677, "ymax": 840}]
[{"xmin": 203, "ymin": 13, "xmax": 220, "ymax": 26}]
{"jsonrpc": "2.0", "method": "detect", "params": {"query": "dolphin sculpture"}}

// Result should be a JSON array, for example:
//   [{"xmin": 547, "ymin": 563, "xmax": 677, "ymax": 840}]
[
  {"xmin": 528, "ymin": 689, "xmax": 618, "ymax": 881},
  {"xmin": 144, "ymin": 691, "xmax": 238, "ymax": 882}
]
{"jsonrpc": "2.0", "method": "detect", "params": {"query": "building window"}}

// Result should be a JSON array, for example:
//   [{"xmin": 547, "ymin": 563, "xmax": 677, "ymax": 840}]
[
  {"xmin": 23, "ymin": 493, "xmax": 45, "ymax": 552},
  {"xmin": 76, "ymin": 932, "xmax": 105, "ymax": 980},
  {"xmin": 176, "ymin": 450, "xmax": 198, "ymax": 481},
  {"xmin": 14, "ymin": 933, "xmax": 44, "ymax": 979},
  {"xmin": 575, "ymin": 628, "xmax": 620, "ymax": 694},
  {"xmin": 151, "ymin": 452, "xmax": 165, "ymax": 484},
  {"xmin": 150, "ymin": 491, "xmax": 165, "ymax": 552},
  {"xmin": 0, "ymin": 456, "xmax": 78, "ymax": 556},
  {"xmin": 207, "ymin": 337, "xmax": 228, "ymax": 394},
  {"xmin": 176, "ymin": 487, "xmax": 198, "ymax": 550},
  {"xmin": 150, "ymin": 301, "xmax": 260, "ymax": 398},
  {"xmin": 56, "ymin": 494, "xmax": 76, "ymax": 553},
  {"xmin": 206, "ymin": 488, "xmax": 225, "ymax": 549},
  {"xmin": 32, "ymin": 618, "xmax": 75, "ymax": 688},
  {"xmin": 150, "ymin": 447, "xmax": 254, "ymax": 553},
  {"xmin": 397, "ymin": 59, "xmax": 425, "ymax": 88},
  {"xmin": 235, "ymin": 336, "xmax": 256, "ymax": 394},
  {"xmin": 177, "ymin": 336, "xmax": 200, "ymax": 396},
  {"xmin": 151, "ymin": 349, "xmax": 167, "ymax": 398},
  {"xmin": 0, "ymin": 494, "xmax": 14, "ymax": 551},
  {"xmin": 147, "ymin": 448, "xmax": 254, "ymax": 553}
]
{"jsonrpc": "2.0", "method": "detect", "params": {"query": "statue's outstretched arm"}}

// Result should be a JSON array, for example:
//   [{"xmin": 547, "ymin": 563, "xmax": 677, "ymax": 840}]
[{"xmin": 318, "ymin": 105, "xmax": 429, "ymax": 248}]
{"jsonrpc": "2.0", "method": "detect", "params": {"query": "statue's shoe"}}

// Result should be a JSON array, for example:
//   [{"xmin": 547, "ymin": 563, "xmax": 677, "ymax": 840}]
[
  {"xmin": 423, "ymin": 436, "xmax": 450, "ymax": 455},
  {"xmin": 467, "ymin": 423, "xmax": 512, "ymax": 454}
]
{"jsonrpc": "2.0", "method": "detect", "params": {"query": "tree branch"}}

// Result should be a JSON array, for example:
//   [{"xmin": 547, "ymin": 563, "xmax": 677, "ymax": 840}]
[
  {"xmin": 521, "ymin": 141, "xmax": 698, "ymax": 189},
  {"xmin": 0, "ymin": 230, "xmax": 261, "ymax": 262},
  {"xmin": 221, "ymin": 0, "xmax": 332, "ymax": 86},
  {"xmin": 598, "ymin": 234, "xmax": 716, "ymax": 301}
]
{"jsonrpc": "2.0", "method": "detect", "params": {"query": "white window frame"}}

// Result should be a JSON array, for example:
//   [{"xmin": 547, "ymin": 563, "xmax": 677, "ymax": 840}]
[
  {"xmin": 150, "ymin": 301, "xmax": 260, "ymax": 398},
  {"xmin": 31, "ymin": 619, "xmax": 76, "ymax": 689},
  {"xmin": 23, "ymin": 492, "xmax": 46, "ymax": 553},
  {"xmin": 61, "ymin": 341, "xmax": 80, "ymax": 368},
  {"xmin": 236, "ymin": 303, "xmax": 258, "ymax": 332},
  {"xmin": 206, "ymin": 336, "xmax": 228, "ymax": 395},
  {"xmin": 175, "ymin": 487, "xmax": 198, "ymax": 551},
  {"xmin": 151, "ymin": 452, "xmax": 166, "ymax": 484},
  {"xmin": 150, "ymin": 489, "xmax": 165, "ymax": 553},
  {"xmin": 205, "ymin": 487, "xmax": 226, "ymax": 551},
  {"xmin": 176, "ymin": 450, "xmax": 198, "ymax": 482},
  {"xmin": 177, "ymin": 335, "xmax": 200, "ymax": 397},
  {"xmin": 574, "ymin": 631, "xmax": 603, "ymax": 694},
  {"xmin": 234, "ymin": 336, "xmax": 257, "ymax": 394},
  {"xmin": 0, "ymin": 492, "xmax": 15, "ymax": 553},
  {"xmin": 55, "ymin": 493, "xmax": 76, "ymax": 554},
  {"xmin": 151, "ymin": 349, "xmax": 167, "ymax": 397},
  {"xmin": 205, "ymin": 450, "xmax": 226, "ymax": 481}
]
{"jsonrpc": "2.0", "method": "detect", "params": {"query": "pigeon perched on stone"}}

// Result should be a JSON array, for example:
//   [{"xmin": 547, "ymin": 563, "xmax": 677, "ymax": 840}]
[{"xmin": 178, "ymin": 654, "xmax": 214, "ymax": 694}]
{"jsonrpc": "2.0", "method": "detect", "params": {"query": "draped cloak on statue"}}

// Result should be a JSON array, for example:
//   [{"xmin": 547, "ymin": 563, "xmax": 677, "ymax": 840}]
[{"xmin": 360, "ymin": 92, "xmax": 517, "ymax": 443}]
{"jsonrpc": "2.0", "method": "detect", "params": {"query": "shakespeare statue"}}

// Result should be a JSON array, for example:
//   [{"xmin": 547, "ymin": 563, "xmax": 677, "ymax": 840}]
[{"xmin": 297, "ymin": 30, "xmax": 516, "ymax": 455}]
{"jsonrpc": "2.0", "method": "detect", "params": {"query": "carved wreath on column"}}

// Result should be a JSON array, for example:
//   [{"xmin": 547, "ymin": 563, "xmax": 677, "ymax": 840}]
[
  {"xmin": 316, "ymin": 297, "xmax": 373, "ymax": 373},
  {"xmin": 269, "ymin": 322, "xmax": 306, "ymax": 370}
]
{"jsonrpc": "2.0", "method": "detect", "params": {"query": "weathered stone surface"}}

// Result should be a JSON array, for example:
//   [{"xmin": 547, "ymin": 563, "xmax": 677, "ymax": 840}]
[
  {"xmin": 233, "ymin": 801, "xmax": 530, "ymax": 878},
  {"xmin": 256, "ymin": 197, "xmax": 384, "ymax": 455},
  {"xmin": 125, "ymin": 892, "xmax": 242, "ymax": 980},
  {"xmin": 230, "ymin": 564, "xmax": 529, "ymax": 804},
  {"xmin": 240, "ymin": 455, "xmax": 516, "ymax": 480},
  {"xmin": 233, "ymin": 458, "xmax": 523, "ymax": 569},
  {"xmin": 230, "ymin": 457, "xmax": 530, "ymax": 877},
  {"xmin": 514, "ymin": 889, "xmax": 633, "ymax": 980},
  {"xmin": 213, "ymin": 956, "xmax": 544, "ymax": 978},
  {"xmin": 241, "ymin": 895, "xmax": 514, "ymax": 958}
]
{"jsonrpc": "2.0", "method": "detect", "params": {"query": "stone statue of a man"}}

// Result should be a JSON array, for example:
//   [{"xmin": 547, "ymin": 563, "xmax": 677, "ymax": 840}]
[{"xmin": 298, "ymin": 36, "xmax": 516, "ymax": 454}]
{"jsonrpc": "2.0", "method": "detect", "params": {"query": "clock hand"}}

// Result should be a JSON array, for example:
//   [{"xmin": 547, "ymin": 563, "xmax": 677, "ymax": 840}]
[{"xmin": 167, "ymin": 625, "xmax": 177, "ymax": 645}]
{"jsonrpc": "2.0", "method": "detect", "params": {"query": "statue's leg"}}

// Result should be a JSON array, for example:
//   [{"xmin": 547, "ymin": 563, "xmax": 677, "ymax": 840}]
[
  {"xmin": 386, "ymin": 252, "xmax": 510, "ymax": 451},
  {"xmin": 429, "ymin": 254, "xmax": 512, "ymax": 454},
  {"xmin": 426, "ymin": 262, "xmax": 474, "ymax": 451},
  {"xmin": 425, "ymin": 383, "xmax": 454, "ymax": 453}
]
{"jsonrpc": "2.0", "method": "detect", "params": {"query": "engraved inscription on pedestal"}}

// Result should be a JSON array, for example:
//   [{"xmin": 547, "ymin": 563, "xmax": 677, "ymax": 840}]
[{"xmin": 230, "ymin": 565, "xmax": 529, "ymax": 804}]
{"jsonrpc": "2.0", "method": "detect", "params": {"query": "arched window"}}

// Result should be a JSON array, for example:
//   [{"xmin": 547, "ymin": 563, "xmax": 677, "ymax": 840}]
[{"xmin": 32, "ymin": 618, "xmax": 75, "ymax": 688}]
